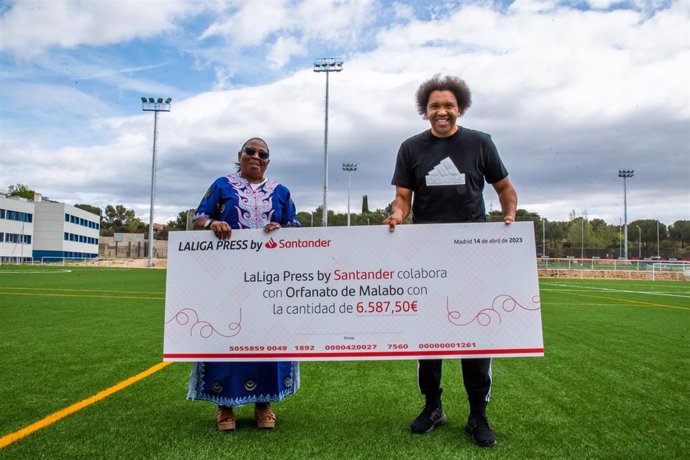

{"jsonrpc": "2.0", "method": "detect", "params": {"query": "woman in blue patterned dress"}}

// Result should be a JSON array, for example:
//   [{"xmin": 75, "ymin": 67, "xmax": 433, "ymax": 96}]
[{"xmin": 187, "ymin": 137, "xmax": 301, "ymax": 431}]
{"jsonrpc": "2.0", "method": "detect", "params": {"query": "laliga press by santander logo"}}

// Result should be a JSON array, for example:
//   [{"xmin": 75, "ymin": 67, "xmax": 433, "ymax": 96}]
[{"xmin": 263, "ymin": 237, "xmax": 331, "ymax": 250}]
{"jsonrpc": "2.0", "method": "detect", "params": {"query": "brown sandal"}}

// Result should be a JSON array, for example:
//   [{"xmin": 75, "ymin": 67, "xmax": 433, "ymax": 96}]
[
  {"xmin": 254, "ymin": 404, "xmax": 276, "ymax": 429},
  {"xmin": 216, "ymin": 406, "xmax": 236, "ymax": 431}
]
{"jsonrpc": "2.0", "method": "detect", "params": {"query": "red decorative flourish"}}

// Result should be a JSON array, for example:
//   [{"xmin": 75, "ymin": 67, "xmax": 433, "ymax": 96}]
[
  {"xmin": 165, "ymin": 308, "xmax": 242, "ymax": 338},
  {"xmin": 446, "ymin": 294, "xmax": 540, "ymax": 327}
]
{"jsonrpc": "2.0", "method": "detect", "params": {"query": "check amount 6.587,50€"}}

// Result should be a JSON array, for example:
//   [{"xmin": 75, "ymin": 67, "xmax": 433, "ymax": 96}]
[{"xmin": 355, "ymin": 300, "xmax": 418, "ymax": 315}]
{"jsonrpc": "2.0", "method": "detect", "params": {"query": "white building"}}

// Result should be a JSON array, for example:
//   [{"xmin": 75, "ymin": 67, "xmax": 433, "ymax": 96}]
[
  {"xmin": 0, "ymin": 192, "xmax": 100, "ymax": 263},
  {"xmin": 0, "ymin": 194, "xmax": 34, "ymax": 263}
]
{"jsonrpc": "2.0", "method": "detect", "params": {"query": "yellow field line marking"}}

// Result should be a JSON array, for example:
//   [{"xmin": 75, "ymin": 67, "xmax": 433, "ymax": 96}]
[
  {"xmin": 0, "ymin": 362, "xmax": 171, "ymax": 449},
  {"xmin": 552, "ymin": 291, "xmax": 690, "ymax": 311},
  {"xmin": 0, "ymin": 292, "xmax": 164, "ymax": 300}
]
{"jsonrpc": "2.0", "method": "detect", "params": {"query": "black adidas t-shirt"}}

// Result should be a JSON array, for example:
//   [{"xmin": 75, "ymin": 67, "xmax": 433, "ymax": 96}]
[{"xmin": 391, "ymin": 127, "xmax": 508, "ymax": 224}]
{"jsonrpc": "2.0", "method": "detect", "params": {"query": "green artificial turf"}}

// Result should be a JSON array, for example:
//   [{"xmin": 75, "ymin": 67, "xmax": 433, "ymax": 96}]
[{"xmin": 1, "ymin": 267, "xmax": 688, "ymax": 459}]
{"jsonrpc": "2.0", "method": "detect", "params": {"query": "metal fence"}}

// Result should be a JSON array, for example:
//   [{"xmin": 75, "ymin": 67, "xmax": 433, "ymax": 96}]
[
  {"xmin": 99, "ymin": 241, "xmax": 167, "ymax": 259},
  {"xmin": 537, "ymin": 257, "xmax": 689, "ymax": 281},
  {"xmin": 537, "ymin": 257, "xmax": 689, "ymax": 271}
]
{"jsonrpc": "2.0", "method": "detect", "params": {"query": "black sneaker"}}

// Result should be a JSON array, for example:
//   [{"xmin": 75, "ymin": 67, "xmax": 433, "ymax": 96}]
[
  {"xmin": 465, "ymin": 412, "xmax": 497, "ymax": 447},
  {"xmin": 410, "ymin": 406, "xmax": 448, "ymax": 434}
]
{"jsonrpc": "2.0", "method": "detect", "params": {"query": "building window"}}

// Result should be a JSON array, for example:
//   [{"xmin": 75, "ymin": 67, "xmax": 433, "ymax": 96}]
[{"xmin": 4, "ymin": 233, "xmax": 30, "ymax": 244}]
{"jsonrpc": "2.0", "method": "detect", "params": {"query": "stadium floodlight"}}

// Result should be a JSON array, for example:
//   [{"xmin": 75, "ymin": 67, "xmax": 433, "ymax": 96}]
[
  {"xmin": 141, "ymin": 97, "xmax": 172, "ymax": 268},
  {"xmin": 165, "ymin": 97, "xmax": 172, "ymax": 103},
  {"xmin": 618, "ymin": 169, "xmax": 634, "ymax": 259},
  {"xmin": 314, "ymin": 57, "xmax": 344, "ymax": 226},
  {"xmin": 342, "ymin": 163, "xmax": 358, "ymax": 226}
]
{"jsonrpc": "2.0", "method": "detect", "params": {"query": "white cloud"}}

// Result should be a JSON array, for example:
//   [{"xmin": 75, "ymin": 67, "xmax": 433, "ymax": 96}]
[
  {"xmin": 268, "ymin": 35, "xmax": 306, "ymax": 68},
  {"xmin": 199, "ymin": 0, "xmax": 378, "ymax": 67},
  {"xmin": 508, "ymin": 0, "xmax": 559, "ymax": 13},
  {"xmin": 371, "ymin": 2, "xmax": 690, "ymax": 124},
  {"xmin": 199, "ymin": 0, "xmax": 290, "ymax": 46},
  {"xmin": 0, "ymin": 0, "xmax": 195, "ymax": 56},
  {"xmin": 1, "ymin": 1, "xmax": 688, "ymax": 227},
  {"xmin": 391, "ymin": 1, "xmax": 415, "ymax": 21},
  {"xmin": 294, "ymin": 0, "xmax": 377, "ymax": 43}
]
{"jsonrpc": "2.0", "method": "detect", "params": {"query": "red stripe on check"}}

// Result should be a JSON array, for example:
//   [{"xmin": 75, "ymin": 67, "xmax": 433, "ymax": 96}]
[{"xmin": 164, "ymin": 348, "xmax": 544, "ymax": 359}]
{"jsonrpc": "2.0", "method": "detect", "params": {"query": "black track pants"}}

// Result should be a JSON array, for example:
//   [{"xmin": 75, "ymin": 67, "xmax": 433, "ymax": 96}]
[{"xmin": 417, "ymin": 358, "xmax": 492, "ymax": 413}]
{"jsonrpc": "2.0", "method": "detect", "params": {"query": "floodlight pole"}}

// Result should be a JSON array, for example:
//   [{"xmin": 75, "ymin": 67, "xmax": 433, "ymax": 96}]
[
  {"xmin": 656, "ymin": 220, "xmax": 660, "ymax": 258},
  {"xmin": 580, "ymin": 215, "xmax": 585, "ymax": 259},
  {"xmin": 342, "ymin": 163, "xmax": 358, "ymax": 226},
  {"xmin": 314, "ymin": 58, "xmax": 343, "ymax": 227},
  {"xmin": 618, "ymin": 169, "xmax": 634, "ymax": 259},
  {"xmin": 542, "ymin": 218, "xmax": 546, "ymax": 257},
  {"xmin": 142, "ymin": 97, "xmax": 171, "ymax": 267}
]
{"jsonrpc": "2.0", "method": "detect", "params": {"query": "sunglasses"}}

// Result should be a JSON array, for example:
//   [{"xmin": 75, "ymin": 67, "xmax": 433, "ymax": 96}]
[{"xmin": 242, "ymin": 146, "xmax": 270, "ymax": 160}]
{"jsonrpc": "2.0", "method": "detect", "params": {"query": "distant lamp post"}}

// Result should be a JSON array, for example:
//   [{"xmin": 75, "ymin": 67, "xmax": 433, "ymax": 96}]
[
  {"xmin": 576, "ymin": 210, "xmax": 587, "ymax": 260},
  {"xmin": 314, "ymin": 57, "xmax": 343, "ymax": 227},
  {"xmin": 342, "ymin": 163, "xmax": 358, "ymax": 226},
  {"xmin": 656, "ymin": 220, "xmax": 660, "ymax": 258},
  {"xmin": 541, "ymin": 218, "xmax": 546, "ymax": 257},
  {"xmin": 618, "ymin": 169, "xmax": 634, "ymax": 259},
  {"xmin": 141, "ymin": 96, "xmax": 172, "ymax": 267},
  {"xmin": 636, "ymin": 224, "xmax": 642, "ymax": 259},
  {"xmin": 581, "ymin": 215, "xmax": 585, "ymax": 259}
]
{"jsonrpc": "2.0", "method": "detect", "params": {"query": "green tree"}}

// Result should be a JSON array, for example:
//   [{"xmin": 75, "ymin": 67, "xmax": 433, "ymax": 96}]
[
  {"xmin": 362, "ymin": 195, "xmax": 370, "ymax": 214},
  {"xmin": 102, "ymin": 205, "xmax": 145, "ymax": 235},
  {"xmin": 627, "ymin": 219, "xmax": 669, "ymax": 257},
  {"xmin": 586, "ymin": 218, "xmax": 617, "ymax": 250},
  {"xmin": 327, "ymin": 210, "xmax": 347, "ymax": 226},
  {"xmin": 668, "ymin": 220, "xmax": 690, "ymax": 244},
  {"xmin": 74, "ymin": 204, "xmax": 103, "ymax": 218},
  {"xmin": 297, "ymin": 208, "xmax": 322, "ymax": 227},
  {"xmin": 7, "ymin": 184, "xmax": 35, "ymax": 200},
  {"xmin": 487, "ymin": 210, "xmax": 502, "ymax": 222},
  {"xmin": 166, "ymin": 209, "xmax": 196, "ymax": 231},
  {"xmin": 669, "ymin": 220, "xmax": 690, "ymax": 258},
  {"xmin": 361, "ymin": 209, "xmax": 387, "ymax": 226}
]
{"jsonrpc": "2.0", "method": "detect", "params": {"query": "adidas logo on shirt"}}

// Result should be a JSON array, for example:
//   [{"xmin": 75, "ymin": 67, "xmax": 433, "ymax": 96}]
[{"xmin": 425, "ymin": 157, "xmax": 465, "ymax": 186}]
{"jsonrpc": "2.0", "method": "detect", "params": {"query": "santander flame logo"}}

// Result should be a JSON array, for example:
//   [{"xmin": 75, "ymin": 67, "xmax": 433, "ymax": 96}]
[{"xmin": 265, "ymin": 238, "xmax": 278, "ymax": 249}]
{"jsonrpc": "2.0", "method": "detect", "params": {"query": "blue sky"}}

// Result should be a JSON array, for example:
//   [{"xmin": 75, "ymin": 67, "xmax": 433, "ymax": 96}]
[{"xmin": 1, "ymin": 0, "xmax": 688, "ymax": 226}]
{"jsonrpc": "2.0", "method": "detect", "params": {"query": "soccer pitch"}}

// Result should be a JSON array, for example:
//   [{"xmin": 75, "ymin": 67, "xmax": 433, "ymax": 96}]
[{"xmin": 1, "ymin": 266, "xmax": 688, "ymax": 459}]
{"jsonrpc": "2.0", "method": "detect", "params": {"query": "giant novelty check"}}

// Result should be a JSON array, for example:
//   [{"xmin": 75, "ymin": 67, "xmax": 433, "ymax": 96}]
[{"xmin": 163, "ymin": 222, "xmax": 543, "ymax": 361}]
